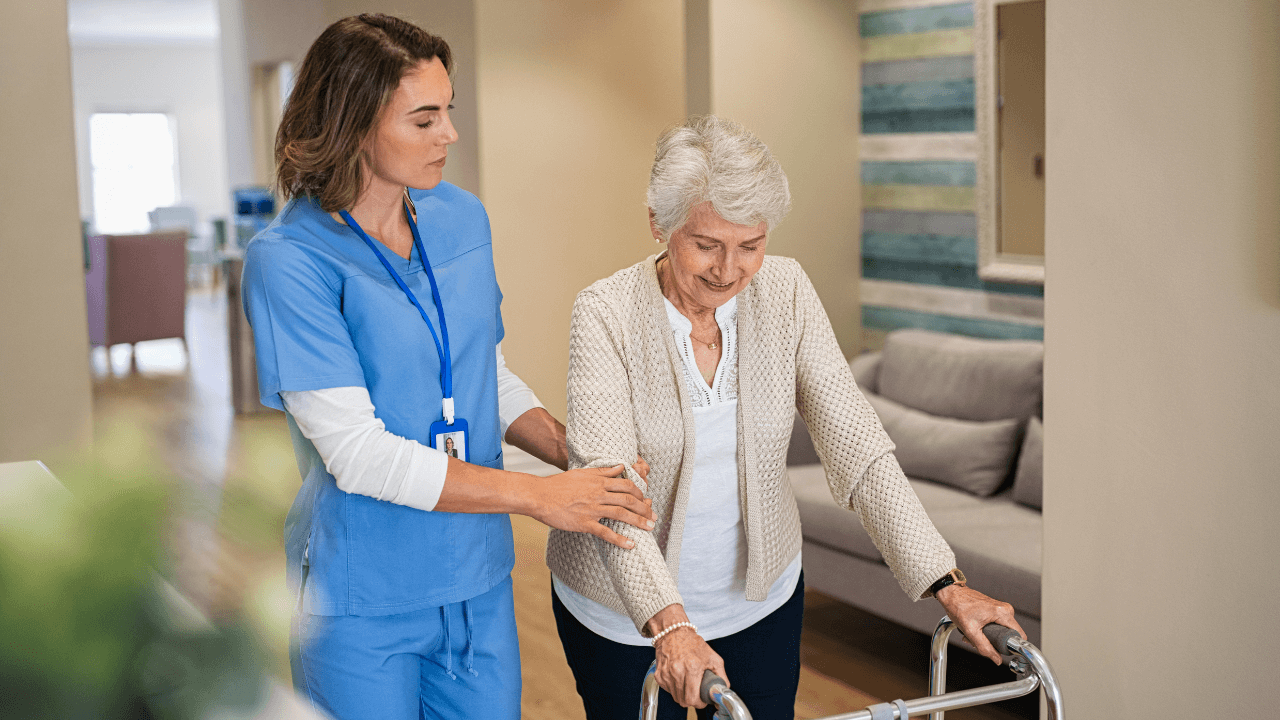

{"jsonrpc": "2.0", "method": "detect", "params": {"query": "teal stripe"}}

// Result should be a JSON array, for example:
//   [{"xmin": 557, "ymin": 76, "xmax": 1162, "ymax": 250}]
[
  {"xmin": 862, "ymin": 55, "xmax": 974, "ymax": 86},
  {"xmin": 864, "ymin": 210, "xmax": 976, "ymax": 237},
  {"xmin": 863, "ymin": 257, "xmax": 1045, "ymax": 297},
  {"xmin": 863, "ymin": 78, "xmax": 974, "ymax": 113},
  {"xmin": 863, "ymin": 305, "xmax": 1043, "ymax": 341},
  {"xmin": 862, "ymin": 161, "xmax": 975, "ymax": 186},
  {"xmin": 860, "ymin": 3, "xmax": 974, "ymax": 38},
  {"xmin": 863, "ymin": 110, "xmax": 974, "ymax": 134},
  {"xmin": 863, "ymin": 231, "xmax": 976, "ymax": 265}
]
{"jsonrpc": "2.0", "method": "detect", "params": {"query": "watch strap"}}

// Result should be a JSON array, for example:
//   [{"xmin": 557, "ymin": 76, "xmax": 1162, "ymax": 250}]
[{"xmin": 927, "ymin": 568, "xmax": 967, "ymax": 597}]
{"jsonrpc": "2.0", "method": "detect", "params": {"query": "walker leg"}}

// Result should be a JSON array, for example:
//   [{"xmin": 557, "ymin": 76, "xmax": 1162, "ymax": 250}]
[{"xmin": 928, "ymin": 616, "xmax": 957, "ymax": 720}]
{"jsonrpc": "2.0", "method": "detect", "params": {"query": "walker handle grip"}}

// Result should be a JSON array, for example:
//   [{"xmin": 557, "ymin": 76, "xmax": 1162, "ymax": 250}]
[
  {"xmin": 982, "ymin": 623, "xmax": 1022, "ymax": 657},
  {"xmin": 700, "ymin": 669, "xmax": 728, "ymax": 705}
]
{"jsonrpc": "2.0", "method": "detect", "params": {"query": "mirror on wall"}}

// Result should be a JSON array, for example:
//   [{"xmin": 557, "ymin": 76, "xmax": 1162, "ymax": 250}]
[{"xmin": 976, "ymin": 0, "xmax": 1046, "ymax": 285}]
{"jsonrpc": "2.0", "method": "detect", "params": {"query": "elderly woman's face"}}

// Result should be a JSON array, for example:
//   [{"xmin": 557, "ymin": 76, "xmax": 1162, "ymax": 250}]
[{"xmin": 652, "ymin": 201, "xmax": 767, "ymax": 310}]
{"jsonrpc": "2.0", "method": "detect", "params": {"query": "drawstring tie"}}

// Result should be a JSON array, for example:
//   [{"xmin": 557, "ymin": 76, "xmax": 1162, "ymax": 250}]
[
  {"xmin": 437, "ymin": 599, "xmax": 479, "ymax": 680},
  {"xmin": 439, "ymin": 605, "xmax": 456, "ymax": 680},
  {"xmin": 462, "ymin": 598, "xmax": 478, "ymax": 677}
]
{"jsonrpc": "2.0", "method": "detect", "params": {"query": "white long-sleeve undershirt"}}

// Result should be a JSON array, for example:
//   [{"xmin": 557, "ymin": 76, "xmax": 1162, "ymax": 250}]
[{"xmin": 280, "ymin": 343, "xmax": 544, "ymax": 511}]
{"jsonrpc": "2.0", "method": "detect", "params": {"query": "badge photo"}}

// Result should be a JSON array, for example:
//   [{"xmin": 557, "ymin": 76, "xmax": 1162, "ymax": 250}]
[{"xmin": 430, "ymin": 417, "xmax": 469, "ymax": 462}]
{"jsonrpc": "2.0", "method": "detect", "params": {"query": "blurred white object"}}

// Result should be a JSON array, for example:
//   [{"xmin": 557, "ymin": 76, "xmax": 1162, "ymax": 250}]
[{"xmin": 149, "ymin": 205, "xmax": 198, "ymax": 234}]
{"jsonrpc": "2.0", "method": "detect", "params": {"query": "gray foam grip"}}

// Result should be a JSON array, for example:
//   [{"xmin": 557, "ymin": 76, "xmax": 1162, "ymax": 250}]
[
  {"xmin": 982, "ymin": 623, "xmax": 1022, "ymax": 656},
  {"xmin": 700, "ymin": 670, "xmax": 727, "ymax": 705}
]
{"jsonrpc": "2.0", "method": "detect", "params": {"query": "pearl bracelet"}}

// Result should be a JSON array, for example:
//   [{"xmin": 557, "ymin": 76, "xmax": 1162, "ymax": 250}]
[{"xmin": 651, "ymin": 621, "xmax": 697, "ymax": 647}]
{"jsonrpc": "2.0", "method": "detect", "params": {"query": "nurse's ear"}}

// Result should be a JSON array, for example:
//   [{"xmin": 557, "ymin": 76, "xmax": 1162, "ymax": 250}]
[{"xmin": 648, "ymin": 209, "xmax": 666, "ymax": 244}]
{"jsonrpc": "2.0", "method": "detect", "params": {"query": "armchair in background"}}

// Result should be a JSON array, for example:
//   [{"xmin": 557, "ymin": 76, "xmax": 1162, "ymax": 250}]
[{"xmin": 85, "ymin": 231, "xmax": 188, "ymax": 361}]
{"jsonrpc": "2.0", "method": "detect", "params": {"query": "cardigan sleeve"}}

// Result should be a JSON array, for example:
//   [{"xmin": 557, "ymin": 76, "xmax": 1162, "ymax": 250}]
[
  {"xmin": 565, "ymin": 290, "xmax": 684, "ymax": 633},
  {"xmin": 792, "ymin": 265, "xmax": 895, "ymax": 500},
  {"xmin": 790, "ymin": 265, "xmax": 954, "ymax": 601},
  {"xmin": 851, "ymin": 453, "xmax": 957, "ymax": 601}
]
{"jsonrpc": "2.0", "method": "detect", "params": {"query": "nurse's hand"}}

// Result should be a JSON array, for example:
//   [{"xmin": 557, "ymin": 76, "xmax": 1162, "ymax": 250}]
[{"xmin": 531, "ymin": 465, "xmax": 657, "ymax": 549}]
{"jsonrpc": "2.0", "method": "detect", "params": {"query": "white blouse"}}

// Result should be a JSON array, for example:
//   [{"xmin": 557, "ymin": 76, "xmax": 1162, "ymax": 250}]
[{"xmin": 553, "ymin": 295, "xmax": 802, "ymax": 645}]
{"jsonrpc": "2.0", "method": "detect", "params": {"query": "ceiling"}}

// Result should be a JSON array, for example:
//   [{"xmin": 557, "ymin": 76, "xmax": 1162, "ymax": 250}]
[{"xmin": 67, "ymin": 0, "xmax": 219, "ymax": 43}]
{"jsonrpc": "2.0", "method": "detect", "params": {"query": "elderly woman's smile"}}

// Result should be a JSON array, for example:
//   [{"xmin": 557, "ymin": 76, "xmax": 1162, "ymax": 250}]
[{"xmin": 652, "ymin": 200, "xmax": 767, "ymax": 314}]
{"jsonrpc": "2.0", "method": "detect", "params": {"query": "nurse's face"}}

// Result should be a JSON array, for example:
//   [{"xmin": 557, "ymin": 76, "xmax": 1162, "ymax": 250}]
[{"xmin": 362, "ymin": 57, "xmax": 458, "ymax": 192}]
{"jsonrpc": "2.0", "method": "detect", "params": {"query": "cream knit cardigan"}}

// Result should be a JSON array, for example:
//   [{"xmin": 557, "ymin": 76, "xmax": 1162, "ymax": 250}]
[{"xmin": 546, "ymin": 255, "xmax": 955, "ymax": 634}]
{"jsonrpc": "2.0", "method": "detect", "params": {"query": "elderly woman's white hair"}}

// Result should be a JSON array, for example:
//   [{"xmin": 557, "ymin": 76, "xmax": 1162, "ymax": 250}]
[{"xmin": 646, "ymin": 115, "xmax": 792, "ymax": 240}]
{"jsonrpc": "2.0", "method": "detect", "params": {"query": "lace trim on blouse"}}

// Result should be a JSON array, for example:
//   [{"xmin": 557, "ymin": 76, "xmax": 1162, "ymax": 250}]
[{"xmin": 662, "ymin": 296, "xmax": 738, "ymax": 408}]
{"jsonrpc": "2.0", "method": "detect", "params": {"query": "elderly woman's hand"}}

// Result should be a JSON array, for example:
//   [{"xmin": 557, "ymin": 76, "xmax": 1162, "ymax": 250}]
[
  {"xmin": 648, "ymin": 605, "xmax": 727, "ymax": 708},
  {"xmin": 934, "ymin": 584, "xmax": 1026, "ymax": 663},
  {"xmin": 634, "ymin": 455, "xmax": 651, "ymax": 486}
]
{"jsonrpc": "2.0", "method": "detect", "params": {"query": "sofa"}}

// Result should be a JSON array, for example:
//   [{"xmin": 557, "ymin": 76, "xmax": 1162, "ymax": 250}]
[{"xmin": 787, "ymin": 329, "xmax": 1045, "ymax": 646}]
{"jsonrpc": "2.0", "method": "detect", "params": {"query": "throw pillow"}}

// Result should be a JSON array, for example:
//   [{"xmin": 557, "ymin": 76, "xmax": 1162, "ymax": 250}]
[
  {"xmin": 865, "ymin": 392, "xmax": 1021, "ymax": 496},
  {"xmin": 1012, "ymin": 416, "xmax": 1043, "ymax": 510},
  {"xmin": 877, "ymin": 329, "xmax": 1043, "ymax": 422}
]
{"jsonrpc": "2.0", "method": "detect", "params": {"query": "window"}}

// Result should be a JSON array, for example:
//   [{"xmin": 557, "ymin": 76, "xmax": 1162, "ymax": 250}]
[{"xmin": 89, "ymin": 113, "xmax": 178, "ymax": 235}]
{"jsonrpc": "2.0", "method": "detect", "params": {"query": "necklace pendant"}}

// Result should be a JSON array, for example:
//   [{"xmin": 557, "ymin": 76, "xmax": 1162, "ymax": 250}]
[{"xmin": 709, "ymin": 342, "xmax": 718, "ymax": 350}]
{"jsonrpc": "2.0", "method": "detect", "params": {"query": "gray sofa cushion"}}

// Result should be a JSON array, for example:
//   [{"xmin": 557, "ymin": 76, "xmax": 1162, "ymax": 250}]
[
  {"xmin": 865, "ymin": 392, "xmax": 1020, "ymax": 497},
  {"xmin": 789, "ymin": 464, "xmax": 1042, "ymax": 618},
  {"xmin": 1012, "ymin": 416, "xmax": 1043, "ymax": 510},
  {"xmin": 787, "ymin": 412, "xmax": 820, "ymax": 466},
  {"xmin": 850, "ymin": 351, "xmax": 881, "ymax": 394},
  {"xmin": 877, "ymin": 330, "xmax": 1044, "ymax": 422}
]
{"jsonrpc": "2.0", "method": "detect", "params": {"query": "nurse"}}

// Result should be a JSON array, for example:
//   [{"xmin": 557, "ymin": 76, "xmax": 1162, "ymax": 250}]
[{"xmin": 241, "ymin": 14, "xmax": 655, "ymax": 720}]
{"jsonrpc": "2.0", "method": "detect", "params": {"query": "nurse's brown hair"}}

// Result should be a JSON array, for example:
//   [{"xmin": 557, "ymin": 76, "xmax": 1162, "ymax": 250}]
[{"xmin": 274, "ymin": 14, "xmax": 452, "ymax": 212}]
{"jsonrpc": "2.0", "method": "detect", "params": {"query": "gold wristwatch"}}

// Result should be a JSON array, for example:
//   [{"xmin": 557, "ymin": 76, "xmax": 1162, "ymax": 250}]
[{"xmin": 927, "ymin": 568, "xmax": 967, "ymax": 597}]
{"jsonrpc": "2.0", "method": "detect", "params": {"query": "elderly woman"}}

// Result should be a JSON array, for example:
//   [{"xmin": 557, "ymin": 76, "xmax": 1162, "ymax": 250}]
[{"xmin": 546, "ymin": 116, "xmax": 1024, "ymax": 719}]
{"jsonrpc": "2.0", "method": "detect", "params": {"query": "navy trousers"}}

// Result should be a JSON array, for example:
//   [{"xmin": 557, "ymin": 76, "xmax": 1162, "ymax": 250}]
[{"xmin": 552, "ymin": 572, "xmax": 804, "ymax": 720}]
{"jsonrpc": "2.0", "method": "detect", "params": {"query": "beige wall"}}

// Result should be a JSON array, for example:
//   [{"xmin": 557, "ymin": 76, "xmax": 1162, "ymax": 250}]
[
  {"xmin": 1043, "ymin": 1, "xmax": 1280, "ymax": 716},
  {"xmin": 476, "ymin": 0, "xmax": 686, "ymax": 417},
  {"xmin": 705, "ymin": 0, "xmax": 863, "ymax": 354},
  {"xmin": 218, "ymin": 0, "xmax": 255, "ymax": 189},
  {"xmin": 0, "ymin": 1, "xmax": 94, "ymax": 465},
  {"xmin": 245, "ymin": 0, "xmax": 326, "ymax": 66}
]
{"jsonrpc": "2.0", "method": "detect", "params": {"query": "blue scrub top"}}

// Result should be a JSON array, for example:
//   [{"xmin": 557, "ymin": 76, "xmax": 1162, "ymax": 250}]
[{"xmin": 242, "ymin": 183, "xmax": 515, "ymax": 616}]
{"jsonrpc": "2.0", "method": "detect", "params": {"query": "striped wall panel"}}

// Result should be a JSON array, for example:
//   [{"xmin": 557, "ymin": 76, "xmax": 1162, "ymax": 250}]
[
  {"xmin": 858, "ymin": 0, "xmax": 1042, "ymax": 346},
  {"xmin": 862, "ymin": 306, "xmax": 1044, "ymax": 341},
  {"xmin": 859, "ymin": 3, "xmax": 974, "ymax": 36}
]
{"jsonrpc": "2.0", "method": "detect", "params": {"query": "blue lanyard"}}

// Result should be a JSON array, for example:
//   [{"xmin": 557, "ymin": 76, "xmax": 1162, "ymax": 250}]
[{"xmin": 339, "ymin": 202, "xmax": 457, "ymax": 423}]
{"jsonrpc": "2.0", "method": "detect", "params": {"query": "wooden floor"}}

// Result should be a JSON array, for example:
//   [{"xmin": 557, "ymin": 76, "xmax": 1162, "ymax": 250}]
[{"xmin": 89, "ymin": 285, "xmax": 1034, "ymax": 720}]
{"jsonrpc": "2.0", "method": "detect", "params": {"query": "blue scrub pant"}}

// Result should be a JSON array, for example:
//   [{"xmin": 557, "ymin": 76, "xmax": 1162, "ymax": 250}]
[
  {"xmin": 292, "ymin": 576, "xmax": 521, "ymax": 720},
  {"xmin": 553, "ymin": 572, "xmax": 805, "ymax": 720}
]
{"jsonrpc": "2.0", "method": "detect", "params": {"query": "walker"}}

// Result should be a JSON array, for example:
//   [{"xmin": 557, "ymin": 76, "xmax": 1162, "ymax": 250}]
[{"xmin": 639, "ymin": 617, "xmax": 1065, "ymax": 720}]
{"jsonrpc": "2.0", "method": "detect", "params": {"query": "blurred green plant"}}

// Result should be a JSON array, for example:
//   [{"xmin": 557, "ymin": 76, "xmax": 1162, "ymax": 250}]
[{"xmin": 0, "ymin": 416, "xmax": 273, "ymax": 720}]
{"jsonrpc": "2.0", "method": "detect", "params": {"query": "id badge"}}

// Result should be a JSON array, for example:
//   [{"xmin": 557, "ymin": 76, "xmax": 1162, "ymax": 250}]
[{"xmin": 429, "ymin": 417, "xmax": 470, "ymax": 462}]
